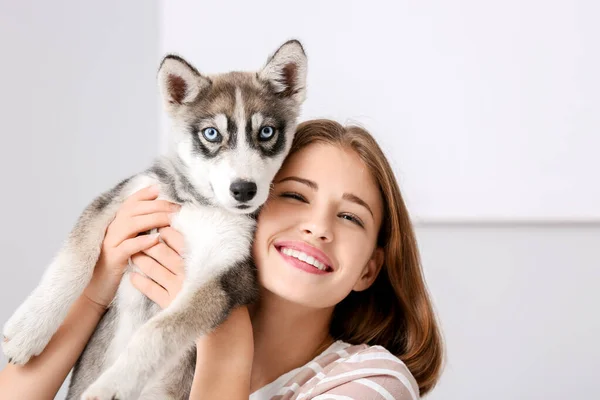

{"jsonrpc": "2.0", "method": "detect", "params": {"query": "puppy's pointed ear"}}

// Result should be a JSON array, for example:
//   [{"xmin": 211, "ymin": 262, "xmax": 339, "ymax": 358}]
[
  {"xmin": 158, "ymin": 55, "xmax": 211, "ymax": 110},
  {"xmin": 258, "ymin": 40, "xmax": 307, "ymax": 103}
]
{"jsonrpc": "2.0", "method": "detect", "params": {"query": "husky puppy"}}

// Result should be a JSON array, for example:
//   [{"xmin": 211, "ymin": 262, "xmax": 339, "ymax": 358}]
[{"xmin": 2, "ymin": 40, "xmax": 307, "ymax": 399}]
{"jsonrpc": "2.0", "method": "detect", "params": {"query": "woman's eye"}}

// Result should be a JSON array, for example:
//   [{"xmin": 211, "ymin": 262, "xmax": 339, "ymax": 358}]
[
  {"xmin": 280, "ymin": 192, "xmax": 307, "ymax": 202},
  {"xmin": 340, "ymin": 213, "xmax": 364, "ymax": 228}
]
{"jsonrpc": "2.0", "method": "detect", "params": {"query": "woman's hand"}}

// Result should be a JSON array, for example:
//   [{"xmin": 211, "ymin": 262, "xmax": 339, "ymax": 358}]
[
  {"xmin": 129, "ymin": 226, "xmax": 186, "ymax": 309},
  {"xmin": 83, "ymin": 185, "xmax": 181, "ymax": 309}
]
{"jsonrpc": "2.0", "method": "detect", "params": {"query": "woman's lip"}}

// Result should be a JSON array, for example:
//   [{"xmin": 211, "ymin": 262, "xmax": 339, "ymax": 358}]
[
  {"xmin": 276, "ymin": 247, "xmax": 333, "ymax": 275},
  {"xmin": 273, "ymin": 240, "xmax": 334, "ymax": 270}
]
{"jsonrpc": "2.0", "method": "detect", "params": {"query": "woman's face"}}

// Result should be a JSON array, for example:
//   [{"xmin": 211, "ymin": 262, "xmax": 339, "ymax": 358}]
[{"xmin": 253, "ymin": 143, "xmax": 384, "ymax": 309}]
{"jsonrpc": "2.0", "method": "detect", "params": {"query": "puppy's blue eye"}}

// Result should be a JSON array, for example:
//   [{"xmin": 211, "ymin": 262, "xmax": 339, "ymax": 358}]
[
  {"xmin": 202, "ymin": 127, "xmax": 222, "ymax": 143},
  {"xmin": 259, "ymin": 126, "xmax": 275, "ymax": 141}
]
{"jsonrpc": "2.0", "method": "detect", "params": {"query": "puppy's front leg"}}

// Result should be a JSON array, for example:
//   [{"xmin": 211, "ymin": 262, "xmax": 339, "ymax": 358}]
[
  {"xmin": 80, "ymin": 276, "xmax": 234, "ymax": 400},
  {"xmin": 2, "ymin": 181, "xmax": 127, "ymax": 365}
]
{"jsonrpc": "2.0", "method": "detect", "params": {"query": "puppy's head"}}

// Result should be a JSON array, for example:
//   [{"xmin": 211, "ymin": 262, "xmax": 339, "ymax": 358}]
[{"xmin": 158, "ymin": 40, "xmax": 307, "ymax": 213}]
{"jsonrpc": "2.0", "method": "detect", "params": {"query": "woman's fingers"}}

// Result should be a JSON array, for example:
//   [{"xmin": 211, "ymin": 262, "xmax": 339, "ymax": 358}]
[
  {"xmin": 105, "ymin": 213, "xmax": 171, "ymax": 247},
  {"xmin": 157, "ymin": 226, "xmax": 186, "ymax": 256},
  {"xmin": 120, "ymin": 185, "xmax": 180, "ymax": 217},
  {"xmin": 142, "ymin": 242, "xmax": 184, "ymax": 275},
  {"xmin": 131, "ymin": 252, "xmax": 175, "ymax": 287},
  {"xmin": 124, "ymin": 199, "xmax": 180, "ymax": 217},
  {"xmin": 129, "ymin": 272, "xmax": 170, "ymax": 309},
  {"xmin": 130, "ymin": 213, "xmax": 172, "ymax": 234},
  {"xmin": 116, "ymin": 233, "xmax": 161, "ymax": 263},
  {"xmin": 130, "ymin": 251, "xmax": 185, "ymax": 310},
  {"xmin": 124, "ymin": 185, "xmax": 160, "ymax": 204}
]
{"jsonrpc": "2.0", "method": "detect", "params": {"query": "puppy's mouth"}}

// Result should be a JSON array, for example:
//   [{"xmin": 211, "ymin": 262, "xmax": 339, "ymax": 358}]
[{"xmin": 236, "ymin": 205, "xmax": 251, "ymax": 210}]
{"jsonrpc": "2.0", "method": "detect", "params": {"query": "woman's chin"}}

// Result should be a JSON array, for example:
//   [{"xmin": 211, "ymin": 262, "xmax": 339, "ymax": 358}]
[{"xmin": 260, "ymin": 274, "xmax": 343, "ymax": 309}]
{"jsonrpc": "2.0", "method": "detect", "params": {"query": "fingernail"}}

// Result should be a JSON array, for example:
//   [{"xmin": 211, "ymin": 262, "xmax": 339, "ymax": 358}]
[
  {"xmin": 169, "ymin": 212, "xmax": 178, "ymax": 222},
  {"xmin": 150, "ymin": 184, "xmax": 160, "ymax": 192},
  {"xmin": 171, "ymin": 203, "xmax": 182, "ymax": 211},
  {"xmin": 149, "ymin": 232, "xmax": 160, "ymax": 240}
]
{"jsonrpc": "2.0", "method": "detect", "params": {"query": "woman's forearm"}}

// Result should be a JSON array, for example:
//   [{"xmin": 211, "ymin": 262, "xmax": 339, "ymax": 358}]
[
  {"xmin": 189, "ymin": 307, "xmax": 254, "ymax": 399},
  {"xmin": 0, "ymin": 294, "xmax": 106, "ymax": 400},
  {"xmin": 190, "ymin": 352, "xmax": 252, "ymax": 399}
]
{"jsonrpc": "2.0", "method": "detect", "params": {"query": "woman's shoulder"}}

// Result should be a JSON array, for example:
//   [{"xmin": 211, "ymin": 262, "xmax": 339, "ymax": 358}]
[
  {"xmin": 311, "ymin": 341, "xmax": 420, "ymax": 399},
  {"xmin": 250, "ymin": 340, "xmax": 420, "ymax": 400}
]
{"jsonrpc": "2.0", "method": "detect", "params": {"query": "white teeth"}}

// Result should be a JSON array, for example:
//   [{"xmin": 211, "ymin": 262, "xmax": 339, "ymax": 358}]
[{"xmin": 280, "ymin": 247, "xmax": 328, "ymax": 271}]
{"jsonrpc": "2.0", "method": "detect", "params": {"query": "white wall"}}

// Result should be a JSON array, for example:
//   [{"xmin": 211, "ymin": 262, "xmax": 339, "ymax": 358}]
[
  {"xmin": 160, "ymin": 0, "xmax": 600, "ymax": 222},
  {"xmin": 0, "ymin": 1, "xmax": 159, "ymax": 398}
]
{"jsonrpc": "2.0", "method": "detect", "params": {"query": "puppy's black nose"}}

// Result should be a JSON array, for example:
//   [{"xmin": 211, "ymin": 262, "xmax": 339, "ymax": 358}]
[{"xmin": 230, "ymin": 180, "xmax": 257, "ymax": 202}]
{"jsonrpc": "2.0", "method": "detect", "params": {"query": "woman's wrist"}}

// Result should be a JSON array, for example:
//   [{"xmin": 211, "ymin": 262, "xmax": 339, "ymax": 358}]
[
  {"xmin": 83, "ymin": 269, "xmax": 123, "ymax": 309},
  {"xmin": 81, "ymin": 288, "xmax": 111, "ymax": 315}
]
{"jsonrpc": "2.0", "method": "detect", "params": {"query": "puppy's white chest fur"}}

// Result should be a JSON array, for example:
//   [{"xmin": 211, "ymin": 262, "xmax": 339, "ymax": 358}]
[{"xmin": 172, "ymin": 204, "xmax": 256, "ymax": 282}]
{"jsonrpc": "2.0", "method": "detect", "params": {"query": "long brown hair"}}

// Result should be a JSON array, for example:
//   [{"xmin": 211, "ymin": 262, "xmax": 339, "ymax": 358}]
[{"xmin": 289, "ymin": 119, "xmax": 445, "ymax": 396}]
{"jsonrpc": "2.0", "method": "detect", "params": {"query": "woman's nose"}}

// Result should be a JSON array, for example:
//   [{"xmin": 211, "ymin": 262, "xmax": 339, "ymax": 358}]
[{"xmin": 299, "ymin": 216, "xmax": 333, "ymax": 243}]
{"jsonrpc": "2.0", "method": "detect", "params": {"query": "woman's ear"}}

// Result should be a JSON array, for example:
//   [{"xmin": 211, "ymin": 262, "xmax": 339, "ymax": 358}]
[{"xmin": 353, "ymin": 247, "xmax": 384, "ymax": 292}]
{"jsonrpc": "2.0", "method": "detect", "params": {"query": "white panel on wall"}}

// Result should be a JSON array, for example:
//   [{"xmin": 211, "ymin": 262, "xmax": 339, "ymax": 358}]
[{"xmin": 159, "ymin": 0, "xmax": 599, "ymax": 222}]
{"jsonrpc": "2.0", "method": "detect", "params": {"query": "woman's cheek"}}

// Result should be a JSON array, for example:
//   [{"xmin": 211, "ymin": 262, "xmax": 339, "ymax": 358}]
[{"xmin": 252, "ymin": 228, "xmax": 268, "ymax": 269}]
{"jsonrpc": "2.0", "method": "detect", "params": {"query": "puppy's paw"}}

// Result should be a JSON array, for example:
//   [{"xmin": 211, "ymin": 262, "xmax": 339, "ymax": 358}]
[
  {"xmin": 82, "ymin": 370, "xmax": 138, "ymax": 400},
  {"xmin": 2, "ymin": 304, "xmax": 54, "ymax": 365},
  {"xmin": 80, "ymin": 386, "xmax": 122, "ymax": 400}
]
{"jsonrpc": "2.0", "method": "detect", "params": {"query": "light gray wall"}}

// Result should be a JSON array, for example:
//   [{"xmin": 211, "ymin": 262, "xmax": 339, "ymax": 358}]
[
  {"xmin": 418, "ymin": 223, "xmax": 600, "ymax": 399},
  {"xmin": 0, "ymin": 1, "xmax": 159, "ymax": 398}
]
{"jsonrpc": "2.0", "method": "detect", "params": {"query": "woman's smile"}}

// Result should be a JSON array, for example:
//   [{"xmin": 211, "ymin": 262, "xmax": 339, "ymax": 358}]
[
  {"xmin": 275, "ymin": 240, "xmax": 335, "ymax": 272},
  {"xmin": 274, "ymin": 240, "xmax": 334, "ymax": 274}
]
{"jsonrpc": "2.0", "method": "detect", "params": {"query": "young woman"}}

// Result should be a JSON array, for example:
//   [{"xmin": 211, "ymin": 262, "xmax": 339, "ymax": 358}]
[{"xmin": 0, "ymin": 119, "xmax": 444, "ymax": 399}]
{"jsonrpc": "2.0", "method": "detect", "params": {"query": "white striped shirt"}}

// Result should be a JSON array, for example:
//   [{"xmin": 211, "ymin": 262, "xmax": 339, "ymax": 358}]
[{"xmin": 250, "ymin": 340, "xmax": 419, "ymax": 400}]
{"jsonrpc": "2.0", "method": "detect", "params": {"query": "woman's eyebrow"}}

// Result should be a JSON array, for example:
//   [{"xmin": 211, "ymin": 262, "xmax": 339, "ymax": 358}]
[
  {"xmin": 275, "ymin": 176, "xmax": 318, "ymax": 190},
  {"xmin": 276, "ymin": 176, "xmax": 374, "ymax": 218},
  {"xmin": 343, "ymin": 193, "xmax": 374, "ymax": 218}
]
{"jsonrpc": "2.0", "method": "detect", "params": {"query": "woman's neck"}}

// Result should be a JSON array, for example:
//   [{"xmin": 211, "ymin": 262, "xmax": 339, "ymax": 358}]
[{"xmin": 248, "ymin": 290, "xmax": 335, "ymax": 393}]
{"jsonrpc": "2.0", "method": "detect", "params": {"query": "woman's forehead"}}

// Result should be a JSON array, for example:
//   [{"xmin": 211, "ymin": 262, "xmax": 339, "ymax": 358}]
[
  {"xmin": 280, "ymin": 143, "xmax": 356, "ymax": 175},
  {"xmin": 277, "ymin": 143, "xmax": 383, "ymax": 214}
]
